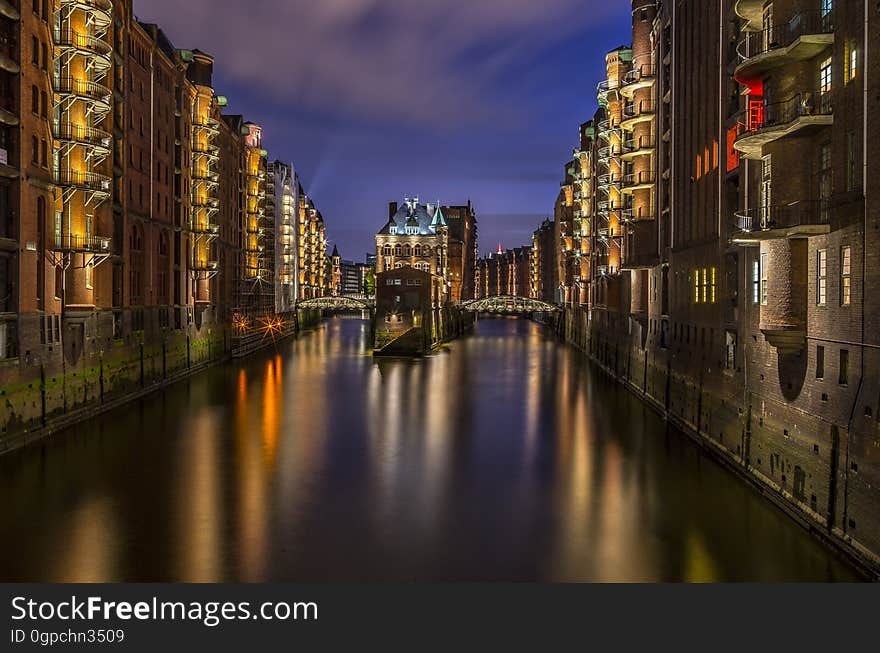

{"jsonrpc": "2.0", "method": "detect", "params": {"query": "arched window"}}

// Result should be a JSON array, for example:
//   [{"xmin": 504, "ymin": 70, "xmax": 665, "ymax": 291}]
[
  {"xmin": 403, "ymin": 245, "xmax": 411, "ymax": 257},
  {"xmin": 394, "ymin": 244, "xmax": 402, "ymax": 257},
  {"xmin": 414, "ymin": 245, "xmax": 421, "ymax": 257},
  {"xmin": 383, "ymin": 245, "xmax": 391, "ymax": 257},
  {"xmin": 422, "ymin": 246, "xmax": 431, "ymax": 258}
]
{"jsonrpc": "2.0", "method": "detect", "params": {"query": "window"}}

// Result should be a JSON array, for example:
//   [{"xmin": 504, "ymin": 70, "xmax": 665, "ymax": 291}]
[
  {"xmin": 839, "ymin": 349, "xmax": 849, "ymax": 386},
  {"xmin": 816, "ymin": 346, "xmax": 825, "ymax": 379},
  {"xmin": 819, "ymin": 57, "xmax": 832, "ymax": 95},
  {"xmin": 31, "ymin": 136, "xmax": 39, "ymax": 165},
  {"xmin": 846, "ymin": 132, "xmax": 857, "ymax": 192},
  {"xmin": 846, "ymin": 42, "xmax": 858, "ymax": 83},
  {"xmin": 31, "ymin": 36, "xmax": 39, "ymax": 66},
  {"xmin": 85, "ymin": 263, "xmax": 93, "ymax": 290},
  {"xmin": 708, "ymin": 267, "xmax": 717, "ymax": 303},
  {"xmin": 389, "ymin": 226, "xmax": 397, "ymax": 235},
  {"xmin": 760, "ymin": 253, "xmax": 768, "ymax": 305},
  {"xmin": 40, "ymin": 139, "xmax": 47, "ymax": 167},
  {"xmin": 752, "ymin": 260, "xmax": 760, "ymax": 304},
  {"xmin": 840, "ymin": 246, "xmax": 851, "ymax": 306},
  {"xmin": 816, "ymin": 249, "xmax": 827, "ymax": 305},
  {"xmin": 40, "ymin": 91, "xmax": 47, "ymax": 118},
  {"xmin": 694, "ymin": 269, "xmax": 701, "ymax": 303},
  {"xmin": 819, "ymin": 143, "xmax": 832, "ymax": 221}
]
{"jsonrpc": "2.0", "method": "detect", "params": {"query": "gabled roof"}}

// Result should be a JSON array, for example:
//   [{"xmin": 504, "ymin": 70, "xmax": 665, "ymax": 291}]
[{"xmin": 377, "ymin": 198, "xmax": 446, "ymax": 236}]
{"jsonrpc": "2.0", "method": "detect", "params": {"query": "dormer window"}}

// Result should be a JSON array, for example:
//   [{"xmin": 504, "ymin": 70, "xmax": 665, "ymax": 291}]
[
  {"xmin": 406, "ymin": 226, "xmax": 418, "ymax": 235},
  {"xmin": 389, "ymin": 226, "xmax": 397, "ymax": 235}
]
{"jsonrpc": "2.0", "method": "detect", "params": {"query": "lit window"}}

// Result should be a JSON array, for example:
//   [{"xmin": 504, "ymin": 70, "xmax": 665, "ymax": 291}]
[
  {"xmin": 841, "ymin": 246, "xmax": 851, "ymax": 306},
  {"xmin": 817, "ymin": 249, "xmax": 827, "ymax": 305},
  {"xmin": 694, "ymin": 269, "xmax": 701, "ymax": 303},
  {"xmin": 760, "ymin": 253, "xmax": 768, "ymax": 306},
  {"xmin": 710, "ymin": 267, "xmax": 717, "ymax": 303},
  {"xmin": 752, "ymin": 260, "xmax": 760, "ymax": 304},
  {"xmin": 702, "ymin": 267, "xmax": 709, "ymax": 303},
  {"xmin": 846, "ymin": 42, "xmax": 858, "ymax": 83},
  {"xmin": 819, "ymin": 57, "xmax": 832, "ymax": 94}
]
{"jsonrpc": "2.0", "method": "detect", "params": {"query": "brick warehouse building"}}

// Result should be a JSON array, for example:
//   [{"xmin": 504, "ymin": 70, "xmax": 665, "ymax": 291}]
[
  {"xmin": 553, "ymin": 0, "xmax": 880, "ymax": 572},
  {"xmin": 0, "ymin": 0, "xmax": 332, "ymax": 441}
]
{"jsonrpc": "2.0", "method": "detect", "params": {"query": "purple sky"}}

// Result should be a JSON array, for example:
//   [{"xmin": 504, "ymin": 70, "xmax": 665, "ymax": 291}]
[{"xmin": 136, "ymin": 0, "xmax": 632, "ymax": 260}]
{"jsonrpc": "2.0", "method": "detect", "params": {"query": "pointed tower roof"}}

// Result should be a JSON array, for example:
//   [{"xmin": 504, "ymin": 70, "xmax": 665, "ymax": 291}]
[
  {"xmin": 331, "ymin": 245, "xmax": 339, "ymax": 258},
  {"xmin": 431, "ymin": 205, "xmax": 446, "ymax": 227}
]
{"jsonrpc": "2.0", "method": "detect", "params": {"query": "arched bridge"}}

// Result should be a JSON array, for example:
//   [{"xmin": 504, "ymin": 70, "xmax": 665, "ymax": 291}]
[
  {"xmin": 459, "ymin": 296, "xmax": 560, "ymax": 314},
  {"xmin": 297, "ymin": 296, "xmax": 375, "ymax": 311}
]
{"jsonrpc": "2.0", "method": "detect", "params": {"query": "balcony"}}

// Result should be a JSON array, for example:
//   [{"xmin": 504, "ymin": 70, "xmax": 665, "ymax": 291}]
[
  {"xmin": 54, "ymin": 122, "xmax": 112, "ymax": 156},
  {"xmin": 192, "ymin": 197, "xmax": 220, "ymax": 211},
  {"xmin": 0, "ymin": 93, "xmax": 17, "ymax": 126},
  {"xmin": 597, "ymin": 174, "xmax": 622, "ymax": 191},
  {"xmin": 192, "ymin": 171, "xmax": 219, "ymax": 187},
  {"xmin": 55, "ymin": 169, "xmax": 111, "ymax": 195},
  {"xmin": 59, "ymin": 0, "xmax": 113, "ymax": 31},
  {"xmin": 597, "ymin": 144, "xmax": 622, "ymax": 161},
  {"xmin": 54, "ymin": 77, "xmax": 112, "ymax": 113},
  {"xmin": 0, "ymin": 51, "xmax": 19, "ymax": 74},
  {"xmin": 621, "ymin": 171, "xmax": 656, "ymax": 194},
  {"xmin": 53, "ymin": 29, "xmax": 112, "ymax": 72},
  {"xmin": 191, "ymin": 223, "xmax": 219, "ymax": 238},
  {"xmin": 620, "ymin": 65, "xmax": 656, "ymax": 98},
  {"xmin": 734, "ymin": 91, "xmax": 832, "ymax": 159},
  {"xmin": 733, "ymin": 0, "xmax": 764, "ymax": 30},
  {"xmin": 734, "ymin": 199, "xmax": 831, "ymax": 240},
  {"xmin": 192, "ymin": 118, "xmax": 220, "ymax": 135},
  {"xmin": 0, "ymin": 0, "xmax": 20, "ymax": 20},
  {"xmin": 191, "ymin": 142, "xmax": 219, "ymax": 161},
  {"xmin": 53, "ymin": 233, "xmax": 111, "ymax": 253},
  {"xmin": 619, "ymin": 206, "xmax": 654, "ymax": 223},
  {"xmin": 620, "ymin": 100, "xmax": 655, "ymax": 130},
  {"xmin": 621, "ymin": 134, "xmax": 656, "ymax": 160},
  {"xmin": 597, "ymin": 79, "xmax": 619, "ymax": 104},
  {"xmin": 191, "ymin": 260, "xmax": 219, "ymax": 273},
  {"xmin": 735, "ymin": 11, "xmax": 834, "ymax": 83}
]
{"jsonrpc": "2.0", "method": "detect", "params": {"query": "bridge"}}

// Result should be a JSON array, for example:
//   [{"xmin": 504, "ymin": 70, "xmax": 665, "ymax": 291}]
[
  {"xmin": 458, "ymin": 295, "xmax": 560, "ymax": 315},
  {"xmin": 296, "ymin": 296, "xmax": 375, "ymax": 311}
]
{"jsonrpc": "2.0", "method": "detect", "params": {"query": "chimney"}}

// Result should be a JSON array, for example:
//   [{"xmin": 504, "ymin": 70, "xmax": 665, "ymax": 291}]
[{"xmin": 389, "ymin": 202, "xmax": 398, "ymax": 219}]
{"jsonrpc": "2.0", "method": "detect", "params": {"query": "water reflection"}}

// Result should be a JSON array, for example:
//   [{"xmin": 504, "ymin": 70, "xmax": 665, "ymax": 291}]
[{"xmin": 0, "ymin": 318, "xmax": 859, "ymax": 582}]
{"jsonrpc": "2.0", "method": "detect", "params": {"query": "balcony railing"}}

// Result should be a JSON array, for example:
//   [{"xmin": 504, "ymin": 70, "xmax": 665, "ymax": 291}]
[
  {"xmin": 59, "ymin": 0, "xmax": 113, "ymax": 28},
  {"xmin": 737, "ymin": 90, "xmax": 832, "ymax": 139},
  {"xmin": 621, "ymin": 65, "xmax": 656, "ymax": 96},
  {"xmin": 622, "ymin": 135, "xmax": 656, "ymax": 156},
  {"xmin": 0, "ymin": 0, "xmax": 21, "ymax": 21},
  {"xmin": 191, "ymin": 260, "xmax": 219, "ymax": 274},
  {"xmin": 54, "ymin": 233, "xmax": 111, "ymax": 253},
  {"xmin": 736, "ymin": 199, "xmax": 831, "ymax": 234},
  {"xmin": 622, "ymin": 171, "xmax": 657, "ymax": 190},
  {"xmin": 55, "ymin": 169, "xmax": 111, "ymax": 193},
  {"xmin": 737, "ymin": 10, "xmax": 834, "ymax": 62},
  {"xmin": 622, "ymin": 100, "xmax": 655, "ymax": 122},
  {"xmin": 54, "ymin": 122, "xmax": 112, "ymax": 150},
  {"xmin": 54, "ymin": 77, "xmax": 112, "ymax": 109},
  {"xmin": 53, "ymin": 29, "xmax": 112, "ymax": 67},
  {"xmin": 191, "ymin": 223, "xmax": 219, "ymax": 236}
]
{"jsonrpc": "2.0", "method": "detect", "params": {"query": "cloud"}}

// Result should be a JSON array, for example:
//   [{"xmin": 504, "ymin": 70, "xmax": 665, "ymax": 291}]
[{"xmin": 137, "ymin": 0, "xmax": 622, "ymax": 126}]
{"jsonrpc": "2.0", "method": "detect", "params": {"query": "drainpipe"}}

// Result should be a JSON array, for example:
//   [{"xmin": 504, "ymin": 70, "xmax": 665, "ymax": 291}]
[{"xmin": 842, "ymin": 0, "xmax": 870, "ymax": 537}]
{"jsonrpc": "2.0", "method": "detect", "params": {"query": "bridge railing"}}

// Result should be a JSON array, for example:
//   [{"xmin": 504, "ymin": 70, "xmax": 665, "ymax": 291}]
[{"xmin": 458, "ymin": 296, "xmax": 561, "ymax": 313}]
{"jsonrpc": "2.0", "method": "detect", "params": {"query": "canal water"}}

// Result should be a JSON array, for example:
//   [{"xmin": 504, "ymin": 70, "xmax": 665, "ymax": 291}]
[{"xmin": 0, "ymin": 318, "xmax": 859, "ymax": 581}]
